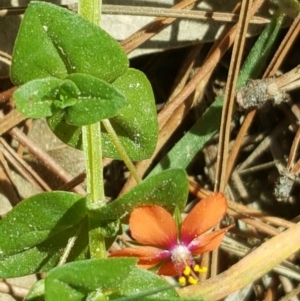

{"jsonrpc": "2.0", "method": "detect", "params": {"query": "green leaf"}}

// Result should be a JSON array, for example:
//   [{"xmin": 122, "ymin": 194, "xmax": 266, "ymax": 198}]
[
  {"xmin": 13, "ymin": 77, "xmax": 62, "ymax": 118},
  {"xmin": 45, "ymin": 259, "xmax": 186, "ymax": 301},
  {"xmin": 90, "ymin": 169, "xmax": 188, "ymax": 222},
  {"xmin": 0, "ymin": 221, "xmax": 87, "ymax": 278},
  {"xmin": 65, "ymin": 73, "xmax": 127, "ymax": 126},
  {"xmin": 148, "ymin": 99, "xmax": 223, "ymax": 176},
  {"xmin": 11, "ymin": 1, "xmax": 128, "ymax": 85},
  {"xmin": 0, "ymin": 191, "xmax": 86, "ymax": 255},
  {"xmin": 102, "ymin": 68, "xmax": 158, "ymax": 160},
  {"xmin": 24, "ymin": 279, "xmax": 45, "ymax": 301},
  {"xmin": 45, "ymin": 258, "xmax": 137, "ymax": 301},
  {"xmin": 47, "ymin": 69, "xmax": 158, "ymax": 160}
]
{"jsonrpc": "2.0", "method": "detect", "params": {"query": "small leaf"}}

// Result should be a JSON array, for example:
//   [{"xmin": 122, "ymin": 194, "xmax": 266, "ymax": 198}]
[
  {"xmin": 53, "ymin": 79, "xmax": 80, "ymax": 109},
  {"xmin": 65, "ymin": 73, "xmax": 127, "ymax": 126},
  {"xmin": 45, "ymin": 258, "xmax": 137, "ymax": 301},
  {"xmin": 24, "ymin": 279, "xmax": 45, "ymax": 301},
  {"xmin": 90, "ymin": 169, "xmax": 188, "ymax": 222},
  {"xmin": 47, "ymin": 69, "xmax": 158, "ymax": 160},
  {"xmin": 11, "ymin": 1, "xmax": 128, "ymax": 85},
  {"xmin": 0, "ymin": 191, "xmax": 86, "ymax": 255},
  {"xmin": 13, "ymin": 77, "xmax": 62, "ymax": 118}
]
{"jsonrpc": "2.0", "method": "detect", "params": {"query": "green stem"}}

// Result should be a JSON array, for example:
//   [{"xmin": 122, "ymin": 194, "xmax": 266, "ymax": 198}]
[
  {"xmin": 78, "ymin": 0, "xmax": 106, "ymax": 259},
  {"xmin": 82, "ymin": 124, "xmax": 105, "ymax": 204},
  {"xmin": 78, "ymin": 0, "xmax": 101, "ymax": 24},
  {"xmin": 102, "ymin": 119, "xmax": 142, "ymax": 184}
]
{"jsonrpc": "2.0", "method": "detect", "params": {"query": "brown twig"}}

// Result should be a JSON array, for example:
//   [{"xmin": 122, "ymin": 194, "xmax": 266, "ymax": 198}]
[
  {"xmin": 121, "ymin": 0, "xmax": 266, "ymax": 195},
  {"xmin": 120, "ymin": 0, "xmax": 200, "ymax": 54},
  {"xmin": 214, "ymin": 0, "xmax": 254, "ymax": 193},
  {"xmin": 0, "ymin": 281, "xmax": 28, "ymax": 299},
  {"xmin": 224, "ymin": 13, "xmax": 300, "ymax": 186},
  {"xmin": 9, "ymin": 127, "xmax": 86, "ymax": 195}
]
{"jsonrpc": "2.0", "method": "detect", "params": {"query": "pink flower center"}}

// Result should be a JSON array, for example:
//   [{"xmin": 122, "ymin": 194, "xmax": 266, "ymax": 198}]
[{"xmin": 170, "ymin": 244, "xmax": 194, "ymax": 273}]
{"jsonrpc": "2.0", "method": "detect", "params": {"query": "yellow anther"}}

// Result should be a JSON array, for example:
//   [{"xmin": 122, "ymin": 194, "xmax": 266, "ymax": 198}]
[
  {"xmin": 183, "ymin": 266, "xmax": 191, "ymax": 276},
  {"xmin": 193, "ymin": 265, "xmax": 207, "ymax": 273},
  {"xmin": 188, "ymin": 275, "xmax": 198, "ymax": 285},
  {"xmin": 178, "ymin": 276, "xmax": 187, "ymax": 286}
]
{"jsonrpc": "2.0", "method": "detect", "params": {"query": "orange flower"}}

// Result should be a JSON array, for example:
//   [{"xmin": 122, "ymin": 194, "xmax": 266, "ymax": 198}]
[{"xmin": 109, "ymin": 193, "xmax": 230, "ymax": 277}]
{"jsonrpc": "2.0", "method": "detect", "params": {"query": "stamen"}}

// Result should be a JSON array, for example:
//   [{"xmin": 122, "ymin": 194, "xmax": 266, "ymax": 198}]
[
  {"xmin": 178, "ymin": 276, "xmax": 187, "ymax": 286},
  {"xmin": 188, "ymin": 275, "xmax": 198, "ymax": 285},
  {"xmin": 193, "ymin": 264, "xmax": 207, "ymax": 273},
  {"xmin": 178, "ymin": 265, "xmax": 208, "ymax": 286},
  {"xmin": 183, "ymin": 266, "xmax": 191, "ymax": 276}
]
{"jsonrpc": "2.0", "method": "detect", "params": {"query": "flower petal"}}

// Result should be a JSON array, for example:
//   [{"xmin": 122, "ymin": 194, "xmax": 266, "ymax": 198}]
[
  {"xmin": 157, "ymin": 259, "xmax": 179, "ymax": 276},
  {"xmin": 109, "ymin": 246, "xmax": 170, "ymax": 266},
  {"xmin": 130, "ymin": 206, "xmax": 177, "ymax": 249},
  {"xmin": 180, "ymin": 193, "xmax": 227, "ymax": 244},
  {"xmin": 188, "ymin": 226, "xmax": 231, "ymax": 254}
]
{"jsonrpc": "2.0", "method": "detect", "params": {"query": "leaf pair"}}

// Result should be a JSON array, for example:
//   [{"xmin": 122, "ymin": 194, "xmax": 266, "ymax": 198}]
[
  {"xmin": 13, "ymin": 74, "xmax": 126, "ymax": 126},
  {"xmin": 11, "ymin": 1, "xmax": 158, "ymax": 160}
]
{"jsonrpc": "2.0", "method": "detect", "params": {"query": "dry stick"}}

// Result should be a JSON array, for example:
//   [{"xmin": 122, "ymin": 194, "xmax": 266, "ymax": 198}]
[
  {"xmin": 179, "ymin": 221, "xmax": 300, "ymax": 300},
  {"xmin": 167, "ymin": 44, "xmax": 203, "ymax": 102},
  {"xmin": 264, "ymin": 13, "xmax": 300, "ymax": 77},
  {"xmin": 0, "ymin": 137, "xmax": 52, "ymax": 191},
  {"xmin": 279, "ymin": 276, "xmax": 299, "ymax": 301},
  {"xmin": 214, "ymin": 0, "xmax": 253, "ymax": 193},
  {"xmin": 227, "ymin": 208, "xmax": 280, "ymax": 236},
  {"xmin": 58, "ymin": 172, "xmax": 86, "ymax": 191},
  {"xmin": 121, "ymin": 0, "xmax": 265, "ymax": 195},
  {"xmin": 1, "ymin": 144, "xmax": 45, "ymax": 194},
  {"xmin": 0, "ymin": 4, "xmax": 270, "ymax": 24},
  {"xmin": 221, "ymin": 236, "xmax": 300, "ymax": 282},
  {"xmin": 287, "ymin": 124, "xmax": 300, "ymax": 171},
  {"xmin": 212, "ymin": 0, "xmax": 252, "ymax": 278},
  {"xmin": 279, "ymin": 282, "xmax": 300, "ymax": 301},
  {"xmin": 0, "ymin": 110, "xmax": 85, "ymax": 194},
  {"xmin": 210, "ymin": 0, "xmax": 252, "ymax": 277},
  {"xmin": 188, "ymin": 180, "xmax": 296, "ymax": 230},
  {"xmin": 0, "ymin": 109, "xmax": 26, "ymax": 135},
  {"xmin": 0, "ymin": 50, "xmax": 11, "ymax": 66},
  {"xmin": 120, "ymin": 0, "xmax": 200, "ymax": 54},
  {"xmin": 288, "ymin": 102, "xmax": 300, "ymax": 174},
  {"xmin": 0, "ymin": 281, "xmax": 28, "ymax": 299},
  {"xmin": 0, "ymin": 87, "xmax": 16, "ymax": 103},
  {"xmin": 8, "ymin": 127, "xmax": 86, "ymax": 195},
  {"xmin": 0, "ymin": 148, "xmax": 20, "ymax": 206},
  {"xmin": 186, "ymin": 181, "xmax": 300, "ymax": 300},
  {"xmin": 103, "ymin": 5, "xmax": 269, "ymax": 24},
  {"xmin": 224, "ymin": 13, "xmax": 300, "ymax": 184}
]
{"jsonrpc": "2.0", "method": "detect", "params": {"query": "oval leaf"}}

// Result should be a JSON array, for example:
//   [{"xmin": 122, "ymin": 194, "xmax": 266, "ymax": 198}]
[
  {"xmin": 0, "ymin": 222, "xmax": 87, "ymax": 278},
  {"xmin": 13, "ymin": 77, "xmax": 63, "ymax": 118},
  {"xmin": 0, "ymin": 191, "xmax": 86, "ymax": 255},
  {"xmin": 11, "ymin": 1, "xmax": 128, "ymax": 85},
  {"xmin": 24, "ymin": 279, "xmax": 45, "ymax": 301},
  {"xmin": 45, "ymin": 258, "xmax": 137, "ymax": 301},
  {"xmin": 102, "ymin": 68, "xmax": 158, "ymax": 160},
  {"xmin": 65, "ymin": 73, "xmax": 127, "ymax": 126}
]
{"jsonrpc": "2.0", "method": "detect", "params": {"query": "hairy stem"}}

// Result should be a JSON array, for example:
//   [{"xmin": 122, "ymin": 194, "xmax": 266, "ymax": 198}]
[{"xmin": 78, "ymin": 0, "xmax": 106, "ymax": 259}]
